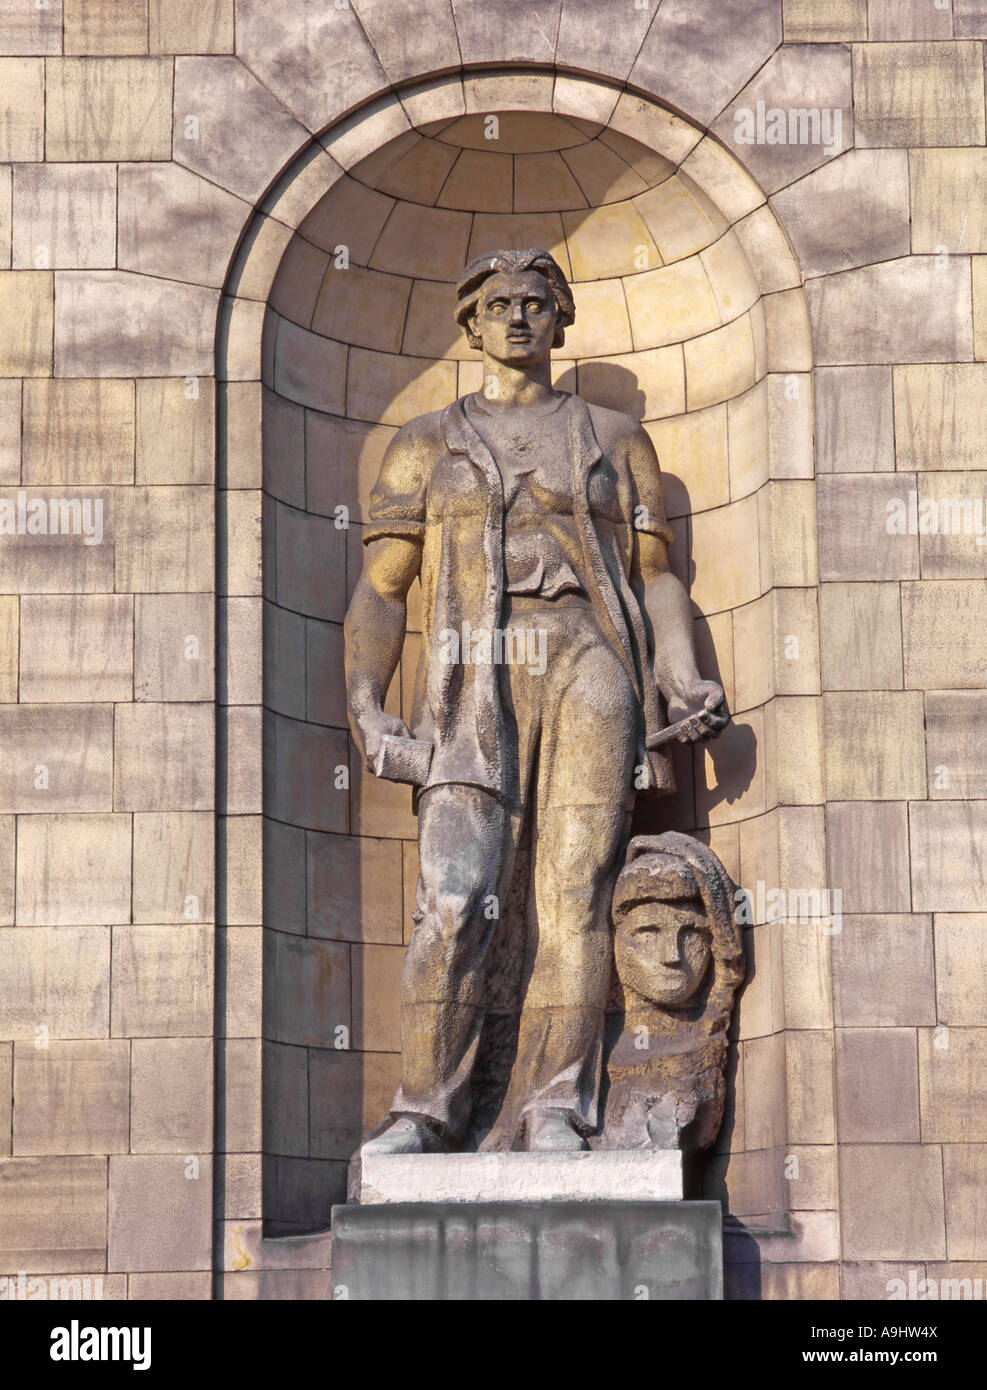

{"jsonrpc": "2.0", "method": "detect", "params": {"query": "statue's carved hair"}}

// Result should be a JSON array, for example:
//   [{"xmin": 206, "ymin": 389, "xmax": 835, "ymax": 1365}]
[{"xmin": 455, "ymin": 248, "xmax": 575, "ymax": 350}]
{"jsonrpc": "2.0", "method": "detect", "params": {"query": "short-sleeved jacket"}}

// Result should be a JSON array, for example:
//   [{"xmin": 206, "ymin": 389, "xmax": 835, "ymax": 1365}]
[{"xmin": 364, "ymin": 391, "xmax": 676, "ymax": 797}]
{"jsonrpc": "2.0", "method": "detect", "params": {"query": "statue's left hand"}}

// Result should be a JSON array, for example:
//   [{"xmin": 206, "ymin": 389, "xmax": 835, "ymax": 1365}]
[{"xmin": 666, "ymin": 681, "xmax": 729, "ymax": 743}]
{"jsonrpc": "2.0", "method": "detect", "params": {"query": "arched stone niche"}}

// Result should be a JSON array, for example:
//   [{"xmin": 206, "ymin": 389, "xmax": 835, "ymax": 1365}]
[{"xmin": 217, "ymin": 74, "xmax": 823, "ymax": 1238}]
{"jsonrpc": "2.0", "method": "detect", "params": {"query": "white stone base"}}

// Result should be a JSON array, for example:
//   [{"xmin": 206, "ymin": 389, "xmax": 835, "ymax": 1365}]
[{"xmin": 358, "ymin": 1149, "xmax": 683, "ymax": 1205}]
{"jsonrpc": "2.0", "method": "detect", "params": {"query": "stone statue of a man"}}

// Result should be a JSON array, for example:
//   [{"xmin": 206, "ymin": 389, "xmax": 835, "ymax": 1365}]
[{"xmin": 344, "ymin": 248, "xmax": 728, "ymax": 1155}]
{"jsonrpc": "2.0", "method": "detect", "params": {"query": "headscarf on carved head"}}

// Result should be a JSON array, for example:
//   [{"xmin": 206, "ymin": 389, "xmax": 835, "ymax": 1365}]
[
  {"xmin": 611, "ymin": 831, "xmax": 745, "ymax": 1035},
  {"xmin": 455, "ymin": 248, "xmax": 576, "ymax": 349}
]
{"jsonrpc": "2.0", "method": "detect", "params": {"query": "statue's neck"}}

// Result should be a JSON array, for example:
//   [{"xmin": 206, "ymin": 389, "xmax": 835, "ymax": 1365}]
[{"xmin": 477, "ymin": 356, "xmax": 555, "ymax": 409}]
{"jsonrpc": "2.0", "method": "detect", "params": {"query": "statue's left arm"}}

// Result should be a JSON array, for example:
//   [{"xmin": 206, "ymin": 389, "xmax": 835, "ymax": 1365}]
[{"xmin": 627, "ymin": 427, "xmax": 729, "ymax": 743}]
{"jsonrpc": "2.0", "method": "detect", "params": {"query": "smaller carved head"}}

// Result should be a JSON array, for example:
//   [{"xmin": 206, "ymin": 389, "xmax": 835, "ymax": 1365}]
[
  {"xmin": 455, "ymin": 248, "xmax": 575, "ymax": 353},
  {"xmin": 611, "ymin": 832, "xmax": 745, "ymax": 1021}
]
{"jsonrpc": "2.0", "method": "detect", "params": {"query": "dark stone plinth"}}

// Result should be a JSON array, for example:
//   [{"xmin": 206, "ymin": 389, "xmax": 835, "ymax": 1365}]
[{"xmin": 330, "ymin": 1201, "xmax": 723, "ymax": 1301}]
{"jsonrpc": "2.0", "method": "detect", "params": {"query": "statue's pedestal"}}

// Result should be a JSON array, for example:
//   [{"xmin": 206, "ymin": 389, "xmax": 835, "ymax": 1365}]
[
  {"xmin": 333, "ymin": 1152, "xmax": 721, "ymax": 1300},
  {"xmin": 330, "ymin": 1198, "xmax": 722, "ymax": 1301},
  {"xmin": 356, "ymin": 1148, "xmax": 683, "ymax": 1204}
]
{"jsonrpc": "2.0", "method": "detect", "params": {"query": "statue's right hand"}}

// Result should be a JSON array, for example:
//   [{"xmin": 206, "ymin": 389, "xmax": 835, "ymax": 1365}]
[{"xmin": 356, "ymin": 707, "xmax": 412, "ymax": 772}]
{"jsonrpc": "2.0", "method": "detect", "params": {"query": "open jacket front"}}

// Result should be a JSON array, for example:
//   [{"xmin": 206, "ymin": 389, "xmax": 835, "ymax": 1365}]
[{"xmin": 363, "ymin": 391, "xmax": 677, "ymax": 798}]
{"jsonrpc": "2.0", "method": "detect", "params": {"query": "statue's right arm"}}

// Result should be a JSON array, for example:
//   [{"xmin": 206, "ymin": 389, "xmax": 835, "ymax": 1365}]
[
  {"xmin": 344, "ymin": 534, "xmax": 421, "ymax": 769},
  {"xmin": 344, "ymin": 420, "xmax": 430, "ymax": 769}
]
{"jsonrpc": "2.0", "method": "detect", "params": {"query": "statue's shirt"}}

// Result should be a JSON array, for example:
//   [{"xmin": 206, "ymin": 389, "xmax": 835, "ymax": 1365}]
[{"xmin": 465, "ymin": 393, "xmax": 587, "ymax": 598}]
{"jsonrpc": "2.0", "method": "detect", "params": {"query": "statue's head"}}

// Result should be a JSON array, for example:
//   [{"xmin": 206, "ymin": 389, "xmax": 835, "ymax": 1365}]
[
  {"xmin": 612, "ymin": 833, "xmax": 745, "ymax": 1018},
  {"xmin": 455, "ymin": 248, "xmax": 575, "ymax": 360}
]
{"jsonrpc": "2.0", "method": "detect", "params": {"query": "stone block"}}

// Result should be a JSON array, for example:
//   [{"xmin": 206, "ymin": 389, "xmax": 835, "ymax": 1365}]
[
  {"xmin": 911, "ymin": 150, "xmax": 987, "ymax": 255},
  {"xmin": 113, "ymin": 703, "xmax": 214, "ymax": 811},
  {"xmin": 149, "ymin": 0, "xmax": 234, "ymax": 53},
  {"xmin": 0, "ymin": 381, "xmax": 20, "ymax": 483},
  {"xmin": 0, "ymin": 705, "xmax": 112, "ymax": 812},
  {"xmin": 910, "ymin": 802, "xmax": 987, "ymax": 913},
  {"xmin": 806, "ymin": 257, "xmax": 972, "ymax": 365},
  {"xmin": 132, "ymin": 811, "xmax": 213, "ymax": 924},
  {"xmin": 452, "ymin": 0, "xmax": 560, "ymax": 65},
  {"xmin": 762, "ymin": 480, "xmax": 817, "ymax": 587},
  {"xmin": 108, "ymin": 1154, "xmax": 212, "ymax": 1272},
  {"xmin": 839, "ymin": 1144, "xmax": 945, "ymax": 1261},
  {"xmin": 0, "ymin": 270, "xmax": 52, "ymax": 376},
  {"xmin": 555, "ymin": 0, "xmax": 656, "ymax": 82},
  {"xmin": 0, "ymin": 926, "xmax": 109, "ymax": 1039},
  {"xmin": 64, "ymin": 0, "xmax": 148, "ymax": 54},
  {"xmin": 268, "ymin": 933, "xmax": 350, "ymax": 1048},
  {"xmin": 976, "ymin": 257, "xmax": 987, "ymax": 360},
  {"xmin": 274, "ymin": 502, "xmax": 346, "ymax": 621},
  {"xmin": 264, "ymin": 604, "xmax": 305, "ymax": 721},
  {"xmin": 223, "ymin": 490, "xmax": 262, "ymax": 597},
  {"xmin": 783, "ymin": 0, "xmax": 865, "ymax": 40},
  {"xmin": 221, "ymin": 1038, "xmax": 261, "ymax": 1151},
  {"xmin": 0, "ymin": 3, "xmax": 63, "ymax": 55},
  {"xmin": 23, "ymin": 379, "xmax": 133, "ymax": 485},
  {"xmin": 225, "ymin": 705, "xmax": 263, "ymax": 814},
  {"xmin": 54, "ymin": 271, "xmax": 218, "ymax": 377},
  {"xmin": 834, "ymin": 911, "xmax": 934, "ymax": 1034},
  {"xmin": 0, "ymin": 1044, "xmax": 9, "ymax": 1156},
  {"xmin": 825, "ymin": 800, "xmax": 911, "ymax": 914},
  {"xmin": 351, "ymin": 944, "xmax": 404, "ymax": 1053},
  {"xmin": 0, "ymin": 58, "xmax": 44, "ymax": 160},
  {"xmin": 135, "ymin": 593, "xmax": 214, "ymax": 703},
  {"xmin": 0, "ymin": 1157, "xmax": 107, "ymax": 1274},
  {"xmin": 814, "ymin": 365, "xmax": 893, "ymax": 473},
  {"xmin": 928, "ymin": 689, "xmax": 987, "ymax": 800},
  {"xmin": 298, "ymin": 178, "xmax": 394, "ymax": 267},
  {"xmin": 818, "ymin": 582, "xmax": 902, "ymax": 690},
  {"xmin": 835, "ymin": 1028, "xmax": 920, "ymax": 1142},
  {"xmin": 713, "ymin": 43, "xmax": 853, "ymax": 194},
  {"xmin": 956, "ymin": 0, "xmax": 987, "ymax": 35},
  {"xmin": 725, "ymin": 380, "xmax": 767, "ymax": 503},
  {"xmin": 131, "ymin": 1038, "xmax": 213, "ymax": 1153},
  {"xmin": 943, "ymin": 1145, "xmax": 987, "ymax": 1261},
  {"xmin": 222, "ymin": 816, "xmax": 261, "ymax": 926},
  {"xmin": 0, "ymin": 598, "xmax": 13, "ymax": 704},
  {"xmin": 129, "ymin": 1271, "xmax": 213, "ymax": 1298},
  {"xmin": 173, "ymin": 55, "xmax": 309, "ymax": 203},
  {"xmin": 822, "ymin": 691, "xmax": 926, "ymax": 800},
  {"xmin": 120, "ymin": 161, "xmax": 248, "ymax": 289},
  {"xmin": 17, "ymin": 813, "xmax": 130, "ymax": 926},
  {"xmin": 893, "ymin": 364, "xmax": 987, "ymax": 471},
  {"xmin": 305, "ymin": 618, "xmax": 346, "ymax": 729},
  {"xmin": 307, "ymin": 832, "xmax": 403, "ymax": 943},
  {"xmin": 309, "ymin": 1049, "xmax": 402, "ymax": 1159},
  {"xmin": 134, "ymin": 378, "xmax": 215, "ymax": 490},
  {"xmin": 262, "ymin": 1040, "xmax": 308, "ymax": 1157},
  {"xmin": 817, "ymin": 473, "xmax": 919, "ymax": 580},
  {"xmin": 577, "ymin": 346, "xmax": 683, "ymax": 420},
  {"xmin": 646, "ymin": 403, "xmax": 729, "ymax": 518},
  {"xmin": 854, "ymin": 41, "xmax": 985, "ymax": 147},
  {"xmin": 624, "ymin": 257, "xmax": 721, "ymax": 353},
  {"xmin": 902, "ymin": 580, "xmax": 987, "ymax": 688},
  {"xmin": 919, "ymin": 1028, "xmax": 987, "ymax": 1142},
  {"xmin": 772, "ymin": 150, "xmax": 908, "ymax": 277},
  {"xmin": 684, "ymin": 314, "xmax": 757, "ymax": 411},
  {"xmin": 934, "ymin": 915, "xmax": 987, "ymax": 1026},
  {"xmin": 12, "ymin": 164, "xmax": 116, "ymax": 271},
  {"xmin": 868, "ymin": 0, "xmax": 952, "ymax": 38},
  {"xmin": 115, "ymin": 485, "xmax": 213, "ymax": 593},
  {"xmin": 632, "ymin": 176, "xmax": 726, "ymax": 268},
  {"xmin": 46, "ymin": 57, "xmax": 172, "ymax": 160},
  {"xmin": 786, "ymin": 1031, "xmax": 835, "ymax": 1145},
  {"xmin": 743, "ymin": 1031, "xmax": 787, "ymax": 1150},
  {"xmin": 916, "ymin": 472, "xmax": 987, "ymax": 579},
  {"xmin": 13, "ymin": 1041, "xmax": 130, "ymax": 1156},
  {"xmin": 112, "ymin": 924, "xmax": 214, "ymax": 1037},
  {"xmin": 376, "ymin": 137, "xmax": 459, "ymax": 205},
  {"xmin": 631, "ymin": 0, "xmax": 782, "ymax": 130},
  {"xmin": 346, "ymin": 348, "xmax": 458, "ymax": 428},
  {"xmin": 221, "ymin": 596, "xmax": 261, "ymax": 707},
  {"xmin": 271, "ymin": 319, "xmax": 346, "ymax": 414},
  {"xmin": 561, "ymin": 204, "xmax": 659, "ymax": 284},
  {"xmin": 313, "ymin": 265, "xmax": 412, "ymax": 355},
  {"xmin": 223, "ymin": 381, "xmax": 262, "ymax": 489},
  {"xmin": 20, "ymin": 594, "xmax": 133, "ymax": 702},
  {"xmin": 218, "ymin": 925, "xmax": 261, "ymax": 1038},
  {"xmin": 332, "ymin": 1199, "xmax": 723, "ymax": 1301},
  {"xmin": 680, "ymin": 138, "xmax": 765, "ymax": 225}
]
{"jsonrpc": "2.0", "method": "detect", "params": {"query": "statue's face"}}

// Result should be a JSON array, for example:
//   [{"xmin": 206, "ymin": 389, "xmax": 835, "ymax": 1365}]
[
  {"xmin": 469, "ymin": 269, "xmax": 559, "ymax": 365},
  {"xmin": 616, "ymin": 899, "xmax": 712, "ymax": 1008}
]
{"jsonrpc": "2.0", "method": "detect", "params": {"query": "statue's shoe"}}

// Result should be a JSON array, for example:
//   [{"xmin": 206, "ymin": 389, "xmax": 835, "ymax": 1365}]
[
  {"xmin": 361, "ymin": 1116, "xmax": 448, "ymax": 1156},
  {"xmin": 525, "ymin": 1109, "xmax": 590, "ymax": 1152}
]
